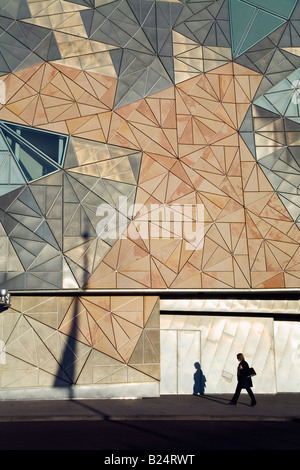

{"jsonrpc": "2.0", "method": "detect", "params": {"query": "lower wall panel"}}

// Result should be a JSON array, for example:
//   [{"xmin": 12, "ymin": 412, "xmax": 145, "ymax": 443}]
[
  {"xmin": 274, "ymin": 321, "xmax": 300, "ymax": 392},
  {"xmin": 0, "ymin": 296, "xmax": 299, "ymax": 398},
  {"xmin": 0, "ymin": 295, "xmax": 160, "ymax": 398},
  {"xmin": 160, "ymin": 314, "xmax": 300, "ymax": 394}
]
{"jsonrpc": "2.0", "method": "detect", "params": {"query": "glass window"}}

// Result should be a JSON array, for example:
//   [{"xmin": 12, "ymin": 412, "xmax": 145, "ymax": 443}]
[
  {"xmin": 2, "ymin": 122, "xmax": 67, "ymax": 165},
  {"xmin": 1, "ymin": 127, "xmax": 60, "ymax": 182}
]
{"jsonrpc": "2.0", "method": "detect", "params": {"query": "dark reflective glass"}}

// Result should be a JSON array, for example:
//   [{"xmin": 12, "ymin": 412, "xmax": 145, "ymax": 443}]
[
  {"xmin": 1, "ymin": 127, "xmax": 59, "ymax": 182},
  {"xmin": 3, "ymin": 122, "xmax": 67, "ymax": 165}
]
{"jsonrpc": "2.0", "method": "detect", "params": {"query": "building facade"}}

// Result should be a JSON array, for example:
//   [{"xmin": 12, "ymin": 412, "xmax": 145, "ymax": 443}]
[{"xmin": 0, "ymin": 0, "xmax": 299, "ymax": 399}]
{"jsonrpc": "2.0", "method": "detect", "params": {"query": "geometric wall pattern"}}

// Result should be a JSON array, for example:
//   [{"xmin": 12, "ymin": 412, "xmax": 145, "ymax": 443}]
[
  {"xmin": 0, "ymin": 295, "xmax": 160, "ymax": 388},
  {"xmin": 229, "ymin": 0, "xmax": 298, "ymax": 58},
  {"xmin": 0, "ymin": 124, "xmax": 142, "ymax": 289},
  {"xmin": 0, "ymin": 0, "xmax": 299, "ymax": 399},
  {"xmin": 0, "ymin": 0, "xmax": 300, "ymax": 292}
]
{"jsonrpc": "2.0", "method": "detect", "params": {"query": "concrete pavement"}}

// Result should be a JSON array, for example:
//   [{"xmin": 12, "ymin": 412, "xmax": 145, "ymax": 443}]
[{"xmin": 0, "ymin": 393, "xmax": 298, "ymax": 423}]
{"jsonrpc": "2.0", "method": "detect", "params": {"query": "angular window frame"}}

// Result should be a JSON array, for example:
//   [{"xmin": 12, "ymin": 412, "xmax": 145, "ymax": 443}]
[{"xmin": 0, "ymin": 121, "xmax": 68, "ymax": 183}]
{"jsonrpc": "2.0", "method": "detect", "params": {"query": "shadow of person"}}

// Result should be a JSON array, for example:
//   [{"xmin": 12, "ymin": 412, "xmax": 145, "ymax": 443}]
[{"xmin": 193, "ymin": 362, "xmax": 206, "ymax": 396}]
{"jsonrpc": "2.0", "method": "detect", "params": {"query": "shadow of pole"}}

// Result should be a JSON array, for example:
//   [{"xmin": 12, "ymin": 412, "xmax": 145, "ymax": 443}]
[{"xmin": 54, "ymin": 231, "xmax": 90, "ymax": 397}]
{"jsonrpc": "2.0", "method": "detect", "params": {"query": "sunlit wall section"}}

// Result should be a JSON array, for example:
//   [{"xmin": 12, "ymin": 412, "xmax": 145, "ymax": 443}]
[
  {"xmin": 160, "ymin": 314, "xmax": 276, "ymax": 394},
  {"xmin": 161, "ymin": 299, "xmax": 300, "ymax": 394},
  {"xmin": 274, "ymin": 321, "xmax": 300, "ymax": 392}
]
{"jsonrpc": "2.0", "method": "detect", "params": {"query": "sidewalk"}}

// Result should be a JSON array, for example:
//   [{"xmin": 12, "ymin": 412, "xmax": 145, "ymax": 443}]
[{"xmin": 0, "ymin": 393, "xmax": 299, "ymax": 423}]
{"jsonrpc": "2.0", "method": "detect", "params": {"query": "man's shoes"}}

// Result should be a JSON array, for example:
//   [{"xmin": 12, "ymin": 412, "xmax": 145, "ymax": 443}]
[
  {"xmin": 250, "ymin": 402, "xmax": 256, "ymax": 407},
  {"xmin": 228, "ymin": 401, "xmax": 236, "ymax": 405}
]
